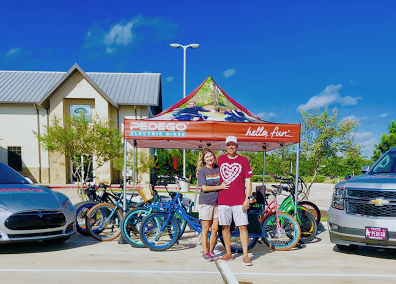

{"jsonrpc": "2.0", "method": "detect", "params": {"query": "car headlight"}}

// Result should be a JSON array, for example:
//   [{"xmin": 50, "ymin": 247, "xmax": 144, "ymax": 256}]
[
  {"xmin": 331, "ymin": 186, "xmax": 345, "ymax": 210},
  {"xmin": 61, "ymin": 199, "xmax": 72, "ymax": 209}
]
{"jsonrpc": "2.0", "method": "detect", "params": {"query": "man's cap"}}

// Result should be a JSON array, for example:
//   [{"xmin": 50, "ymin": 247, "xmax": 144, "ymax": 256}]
[{"xmin": 225, "ymin": 136, "xmax": 238, "ymax": 145}]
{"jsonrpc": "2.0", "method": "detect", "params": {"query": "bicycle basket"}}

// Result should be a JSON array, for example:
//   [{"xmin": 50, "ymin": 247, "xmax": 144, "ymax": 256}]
[{"xmin": 138, "ymin": 185, "xmax": 154, "ymax": 202}]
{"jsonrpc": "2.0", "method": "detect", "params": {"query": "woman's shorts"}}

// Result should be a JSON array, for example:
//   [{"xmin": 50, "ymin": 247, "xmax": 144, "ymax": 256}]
[
  {"xmin": 199, "ymin": 204, "xmax": 218, "ymax": 220},
  {"xmin": 218, "ymin": 205, "xmax": 248, "ymax": 226}
]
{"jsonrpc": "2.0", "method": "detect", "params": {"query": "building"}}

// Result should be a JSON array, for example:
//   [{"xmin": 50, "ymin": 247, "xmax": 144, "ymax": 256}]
[{"xmin": 0, "ymin": 64, "xmax": 162, "ymax": 185}]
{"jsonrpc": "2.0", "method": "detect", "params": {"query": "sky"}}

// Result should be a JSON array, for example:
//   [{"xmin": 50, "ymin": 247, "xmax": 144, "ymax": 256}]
[{"xmin": 1, "ymin": 0, "xmax": 395, "ymax": 158}]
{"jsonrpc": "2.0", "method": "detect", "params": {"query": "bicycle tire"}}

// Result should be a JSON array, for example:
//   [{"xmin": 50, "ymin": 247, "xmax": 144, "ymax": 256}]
[
  {"xmin": 85, "ymin": 203, "xmax": 123, "ymax": 241},
  {"xmin": 74, "ymin": 200, "xmax": 99, "ymax": 236},
  {"xmin": 261, "ymin": 212, "xmax": 301, "ymax": 251},
  {"xmin": 219, "ymin": 225, "xmax": 259, "ymax": 253},
  {"xmin": 139, "ymin": 212, "xmax": 180, "ymax": 251},
  {"xmin": 299, "ymin": 201, "xmax": 321, "ymax": 225},
  {"xmin": 297, "ymin": 208, "xmax": 318, "ymax": 244},
  {"xmin": 121, "ymin": 207, "xmax": 150, "ymax": 247}
]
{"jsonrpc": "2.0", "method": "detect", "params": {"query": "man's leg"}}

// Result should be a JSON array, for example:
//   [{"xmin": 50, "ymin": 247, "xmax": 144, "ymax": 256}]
[
  {"xmin": 238, "ymin": 225, "xmax": 249, "ymax": 258},
  {"xmin": 221, "ymin": 225, "xmax": 232, "ymax": 256}
]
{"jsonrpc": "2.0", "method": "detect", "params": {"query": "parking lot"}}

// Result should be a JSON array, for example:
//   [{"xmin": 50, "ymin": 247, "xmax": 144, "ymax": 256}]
[{"xmin": 1, "ymin": 183, "xmax": 396, "ymax": 284}]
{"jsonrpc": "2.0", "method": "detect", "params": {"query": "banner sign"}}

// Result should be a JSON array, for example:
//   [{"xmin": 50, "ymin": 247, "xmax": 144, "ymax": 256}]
[{"xmin": 125, "ymin": 120, "xmax": 300, "ymax": 143}]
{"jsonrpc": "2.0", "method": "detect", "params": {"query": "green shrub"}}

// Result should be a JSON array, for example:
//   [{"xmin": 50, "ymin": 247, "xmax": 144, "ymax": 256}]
[{"xmin": 313, "ymin": 175, "xmax": 326, "ymax": 183}]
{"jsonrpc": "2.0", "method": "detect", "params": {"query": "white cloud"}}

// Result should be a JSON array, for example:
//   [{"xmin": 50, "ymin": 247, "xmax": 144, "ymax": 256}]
[
  {"xmin": 84, "ymin": 15, "xmax": 178, "ymax": 54},
  {"xmin": 256, "ymin": 112, "xmax": 277, "ymax": 121},
  {"xmin": 223, "ymin": 69, "xmax": 235, "ymax": 78},
  {"xmin": 379, "ymin": 113, "xmax": 389, "ymax": 118},
  {"xmin": 104, "ymin": 21, "xmax": 135, "ymax": 47},
  {"xmin": 355, "ymin": 131, "xmax": 377, "ymax": 158},
  {"xmin": 5, "ymin": 47, "xmax": 21, "ymax": 57},
  {"xmin": 342, "ymin": 115, "xmax": 358, "ymax": 122},
  {"xmin": 165, "ymin": 77, "xmax": 174, "ymax": 82},
  {"xmin": 297, "ymin": 84, "xmax": 362, "ymax": 111}
]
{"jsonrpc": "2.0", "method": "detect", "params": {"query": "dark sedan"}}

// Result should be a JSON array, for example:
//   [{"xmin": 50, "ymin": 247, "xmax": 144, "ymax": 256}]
[{"xmin": 0, "ymin": 162, "xmax": 76, "ymax": 244}]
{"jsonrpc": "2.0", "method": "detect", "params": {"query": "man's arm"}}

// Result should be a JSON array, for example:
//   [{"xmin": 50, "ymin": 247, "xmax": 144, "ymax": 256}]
[{"xmin": 242, "ymin": 177, "xmax": 252, "ymax": 211}]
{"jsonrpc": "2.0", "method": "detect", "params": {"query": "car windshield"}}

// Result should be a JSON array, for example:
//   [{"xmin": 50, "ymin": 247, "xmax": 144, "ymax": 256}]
[
  {"xmin": 371, "ymin": 149, "xmax": 396, "ymax": 174},
  {"xmin": 0, "ymin": 163, "xmax": 30, "ymax": 184}
]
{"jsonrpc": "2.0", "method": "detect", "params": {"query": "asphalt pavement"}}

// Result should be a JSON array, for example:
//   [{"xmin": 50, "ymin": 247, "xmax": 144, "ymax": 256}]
[{"xmin": 3, "ymin": 183, "xmax": 396, "ymax": 284}]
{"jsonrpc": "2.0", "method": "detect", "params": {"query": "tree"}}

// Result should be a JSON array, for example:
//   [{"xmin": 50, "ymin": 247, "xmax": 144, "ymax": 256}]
[
  {"xmin": 113, "ymin": 149, "xmax": 156, "ymax": 185},
  {"xmin": 38, "ymin": 114, "xmax": 123, "ymax": 195},
  {"xmin": 372, "ymin": 120, "xmax": 396, "ymax": 161},
  {"xmin": 301, "ymin": 107, "xmax": 360, "ymax": 197}
]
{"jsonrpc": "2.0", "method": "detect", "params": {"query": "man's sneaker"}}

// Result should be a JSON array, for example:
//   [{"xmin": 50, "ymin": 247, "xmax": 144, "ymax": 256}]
[
  {"xmin": 202, "ymin": 252, "xmax": 212, "ymax": 262},
  {"xmin": 210, "ymin": 251, "xmax": 219, "ymax": 261},
  {"xmin": 218, "ymin": 254, "xmax": 233, "ymax": 262},
  {"xmin": 243, "ymin": 256, "xmax": 253, "ymax": 266}
]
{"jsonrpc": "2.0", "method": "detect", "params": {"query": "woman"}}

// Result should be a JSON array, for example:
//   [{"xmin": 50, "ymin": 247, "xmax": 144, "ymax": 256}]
[{"xmin": 197, "ymin": 148, "xmax": 229, "ymax": 261}]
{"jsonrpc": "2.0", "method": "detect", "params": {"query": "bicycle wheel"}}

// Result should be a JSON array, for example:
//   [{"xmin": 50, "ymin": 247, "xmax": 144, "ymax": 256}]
[
  {"xmin": 74, "ymin": 200, "xmax": 98, "ymax": 236},
  {"xmin": 219, "ymin": 225, "xmax": 259, "ymax": 253},
  {"xmin": 299, "ymin": 201, "xmax": 321, "ymax": 225},
  {"xmin": 139, "ymin": 212, "xmax": 180, "ymax": 251},
  {"xmin": 121, "ymin": 208, "xmax": 150, "ymax": 248},
  {"xmin": 261, "ymin": 212, "xmax": 301, "ymax": 251},
  {"xmin": 297, "ymin": 207, "xmax": 318, "ymax": 244},
  {"xmin": 85, "ymin": 203, "xmax": 123, "ymax": 241}
]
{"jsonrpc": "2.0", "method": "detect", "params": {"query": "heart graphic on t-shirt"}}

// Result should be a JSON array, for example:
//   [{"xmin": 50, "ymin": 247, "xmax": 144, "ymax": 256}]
[{"xmin": 220, "ymin": 163, "xmax": 242, "ymax": 183}]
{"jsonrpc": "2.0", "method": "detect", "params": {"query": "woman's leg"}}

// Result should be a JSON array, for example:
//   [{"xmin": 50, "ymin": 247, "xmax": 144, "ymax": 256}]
[
  {"xmin": 209, "ymin": 218, "xmax": 219, "ymax": 252},
  {"xmin": 201, "ymin": 220, "xmax": 212, "ymax": 253}
]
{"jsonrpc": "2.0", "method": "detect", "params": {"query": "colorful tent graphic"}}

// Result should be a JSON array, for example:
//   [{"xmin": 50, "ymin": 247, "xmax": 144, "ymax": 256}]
[
  {"xmin": 124, "ymin": 76, "xmax": 300, "ymax": 152},
  {"xmin": 152, "ymin": 76, "xmax": 264, "ymax": 123}
]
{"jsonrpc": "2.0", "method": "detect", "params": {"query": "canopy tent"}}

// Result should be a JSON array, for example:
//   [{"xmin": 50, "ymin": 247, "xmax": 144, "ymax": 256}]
[
  {"xmin": 124, "ymin": 76, "xmax": 300, "ymax": 151},
  {"xmin": 122, "ymin": 76, "xmax": 301, "ymax": 214}
]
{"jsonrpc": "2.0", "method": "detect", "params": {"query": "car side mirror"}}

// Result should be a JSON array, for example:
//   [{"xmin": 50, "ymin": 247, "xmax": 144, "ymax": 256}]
[{"xmin": 361, "ymin": 165, "xmax": 370, "ymax": 174}]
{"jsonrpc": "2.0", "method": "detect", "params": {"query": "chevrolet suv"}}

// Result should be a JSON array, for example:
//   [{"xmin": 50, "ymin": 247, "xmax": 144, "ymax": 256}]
[{"xmin": 328, "ymin": 147, "xmax": 396, "ymax": 250}]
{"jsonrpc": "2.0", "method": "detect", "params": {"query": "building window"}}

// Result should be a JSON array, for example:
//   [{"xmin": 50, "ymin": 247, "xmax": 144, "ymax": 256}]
[{"xmin": 8, "ymin": 146, "xmax": 22, "ymax": 171}]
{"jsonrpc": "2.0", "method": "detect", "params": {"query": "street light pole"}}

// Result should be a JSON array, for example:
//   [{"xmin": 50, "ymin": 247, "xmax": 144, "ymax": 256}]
[{"xmin": 170, "ymin": 43, "xmax": 199, "ymax": 178}]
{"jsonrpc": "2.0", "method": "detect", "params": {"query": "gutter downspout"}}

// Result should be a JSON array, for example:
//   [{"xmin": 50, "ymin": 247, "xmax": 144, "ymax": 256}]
[
  {"xmin": 34, "ymin": 104, "xmax": 42, "ymax": 183},
  {"xmin": 46, "ymin": 108, "xmax": 50, "ymax": 183}
]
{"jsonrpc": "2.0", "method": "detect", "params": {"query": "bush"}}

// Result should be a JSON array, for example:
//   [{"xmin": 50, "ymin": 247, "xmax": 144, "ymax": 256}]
[{"xmin": 313, "ymin": 175, "xmax": 326, "ymax": 183}]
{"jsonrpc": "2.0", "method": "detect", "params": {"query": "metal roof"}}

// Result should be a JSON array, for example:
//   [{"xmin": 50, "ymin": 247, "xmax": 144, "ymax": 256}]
[{"xmin": 0, "ymin": 65, "xmax": 161, "ymax": 107}]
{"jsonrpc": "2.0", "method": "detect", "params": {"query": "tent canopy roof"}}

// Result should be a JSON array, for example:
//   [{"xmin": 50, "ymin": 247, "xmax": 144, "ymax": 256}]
[{"xmin": 124, "ymin": 76, "xmax": 300, "ymax": 152}]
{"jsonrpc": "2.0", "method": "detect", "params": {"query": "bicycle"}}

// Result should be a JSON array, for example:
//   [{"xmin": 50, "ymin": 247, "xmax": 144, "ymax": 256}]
[
  {"xmin": 84, "ymin": 179, "xmax": 143, "ymax": 241},
  {"xmin": 121, "ymin": 175, "xmax": 192, "ymax": 247},
  {"xmin": 222, "ymin": 185, "xmax": 302, "ymax": 252},
  {"xmin": 74, "ymin": 182, "xmax": 118, "ymax": 236},
  {"xmin": 138, "ymin": 177, "xmax": 301, "ymax": 252},
  {"xmin": 270, "ymin": 174, "xmax": 318, "ymax": 243}
]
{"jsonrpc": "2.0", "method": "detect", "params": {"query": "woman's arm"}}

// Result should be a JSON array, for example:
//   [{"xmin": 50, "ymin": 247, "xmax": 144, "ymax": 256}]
[{"xmin": 201, "ymin": 181, "xmax": 229, "ymax": 192}]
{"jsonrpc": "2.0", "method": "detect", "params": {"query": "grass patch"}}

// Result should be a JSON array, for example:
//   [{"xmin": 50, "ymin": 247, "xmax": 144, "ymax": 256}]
[{"xmin": 320, "ymin": 210, "xmax": 328, "ymax": 222}]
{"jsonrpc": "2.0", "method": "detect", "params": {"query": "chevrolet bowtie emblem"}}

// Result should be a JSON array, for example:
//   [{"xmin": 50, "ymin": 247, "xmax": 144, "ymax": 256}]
[{"xmin": 369, "ymin": 198, "xmax": 390, "ymax": 206}]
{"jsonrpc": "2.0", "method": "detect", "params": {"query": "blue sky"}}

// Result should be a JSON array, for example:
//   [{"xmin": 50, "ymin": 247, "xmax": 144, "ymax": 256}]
[{"xmin": 1, "ymin": 0, "xmax": 395, "ymax": 158}]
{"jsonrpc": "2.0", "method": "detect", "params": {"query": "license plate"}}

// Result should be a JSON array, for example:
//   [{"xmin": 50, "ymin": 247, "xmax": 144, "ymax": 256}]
[{"xmin": 365, "ymin": 226, "xmax": 388, "ymax": 240}]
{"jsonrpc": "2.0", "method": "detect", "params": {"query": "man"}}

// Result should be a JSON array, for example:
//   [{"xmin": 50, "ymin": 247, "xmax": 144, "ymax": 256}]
[
  {"xmin": 173, "ymin": 101, "xmax": 210, "ymax": 121},
  {"xmin": 217, "ymin": 135, "xmax": 253, "ymax": 266}
]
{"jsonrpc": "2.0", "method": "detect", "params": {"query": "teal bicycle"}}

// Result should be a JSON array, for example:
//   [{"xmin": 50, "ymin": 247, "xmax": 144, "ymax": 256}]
[{"xmin": 121, "ymin": 176, "xmax": 191, "ymax": 247}]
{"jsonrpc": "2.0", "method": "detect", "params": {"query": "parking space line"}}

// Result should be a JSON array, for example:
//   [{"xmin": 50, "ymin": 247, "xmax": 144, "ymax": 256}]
[
  {"xmin": 0, "ymin": 269, "xmax": 220, "ymax": 274},
  {"xmin": 233, "ymin": 272, "xmax": 396, "ymax": 278}
]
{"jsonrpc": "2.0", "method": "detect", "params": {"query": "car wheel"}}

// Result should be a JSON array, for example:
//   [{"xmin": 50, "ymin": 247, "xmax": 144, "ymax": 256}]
[{"xmin": 336, "ymin": 244, "xmax": 358, "ymax": 251}]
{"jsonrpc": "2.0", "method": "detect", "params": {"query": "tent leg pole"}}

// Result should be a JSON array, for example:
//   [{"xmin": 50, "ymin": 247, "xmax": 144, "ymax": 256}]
[
  {"xmin": 122, "ymin": 139, "xmax": 127, "ymax": 214},
  {"xmin": 294, "ymin": 143, "xmax": 301, "ymax": 217},
  {"xmin": 261, "ymin": 147, "xmax": 266, "ymax": 191}
]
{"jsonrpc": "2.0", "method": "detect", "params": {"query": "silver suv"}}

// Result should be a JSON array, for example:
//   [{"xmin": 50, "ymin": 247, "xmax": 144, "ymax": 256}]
[{"xmin": 328, "ymin": 147, "xmax": 396, "ymax": 250}]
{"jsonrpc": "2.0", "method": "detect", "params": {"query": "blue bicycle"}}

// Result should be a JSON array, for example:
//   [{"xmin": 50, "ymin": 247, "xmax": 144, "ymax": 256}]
[{"xmin": 121, "ymin": 176, "xmax": 192, "ymax": 247}]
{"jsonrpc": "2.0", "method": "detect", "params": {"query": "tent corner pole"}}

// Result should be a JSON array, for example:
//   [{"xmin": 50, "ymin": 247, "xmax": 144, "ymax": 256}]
[
  {"xmin": 294, "ymin": 143, "xmax": 301, "ymax": 217},
  {"xmin": 122, "ymin": 139, "xmax": 128, "ymax": 213},
  {"xmin": 261, "ymin": 147, "xmax": 266, "ymax": 192}
]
